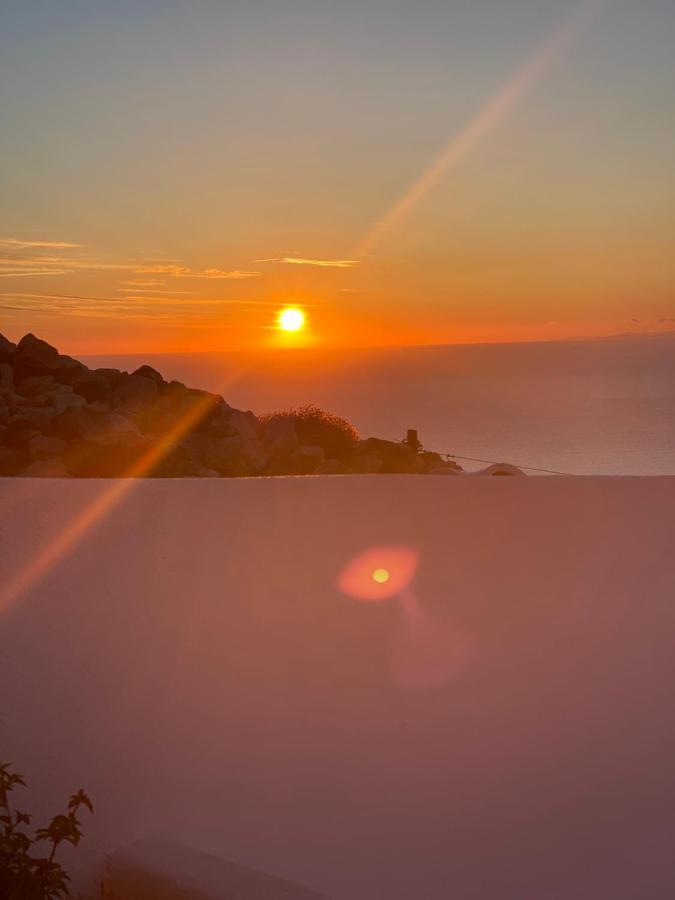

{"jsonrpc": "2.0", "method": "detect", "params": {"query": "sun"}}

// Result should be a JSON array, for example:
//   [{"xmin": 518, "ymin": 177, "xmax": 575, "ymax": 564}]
[{"xmin": 278, "ymin": 307, "xmax": 305, "ymax": 332}]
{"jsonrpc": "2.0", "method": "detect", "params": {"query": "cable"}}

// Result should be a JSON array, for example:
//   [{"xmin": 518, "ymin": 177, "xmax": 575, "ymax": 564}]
[{"xmin": 441, "ymin": 452, "xmax": 574, "ymax": 477}]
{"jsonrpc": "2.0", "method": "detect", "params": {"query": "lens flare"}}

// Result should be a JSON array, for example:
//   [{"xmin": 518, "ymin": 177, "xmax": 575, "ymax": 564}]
[
  {"xmin": 372, "ymin": 568, "xmax": 390, "ymax": 584},
  {"xmin": 338, "ymin": 546, "xmax": 419, "ymax": 602},
  {"xmin": 352, "ymin": 0, "xmax": 604, "ymax": 259}
]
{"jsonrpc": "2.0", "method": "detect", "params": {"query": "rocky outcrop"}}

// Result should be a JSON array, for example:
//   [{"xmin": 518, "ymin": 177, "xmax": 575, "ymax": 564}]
[{"xmin": 0, "ymin": 331, "xmax": 481, "ymax": 478}]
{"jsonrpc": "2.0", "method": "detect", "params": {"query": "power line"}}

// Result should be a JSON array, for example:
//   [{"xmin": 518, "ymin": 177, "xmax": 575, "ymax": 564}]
[{"xmin": 442, "ymin": 452, "xmax": 574, "ymax": 477}]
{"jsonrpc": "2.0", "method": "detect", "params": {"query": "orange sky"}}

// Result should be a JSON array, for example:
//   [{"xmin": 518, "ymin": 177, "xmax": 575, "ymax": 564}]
[{"xmin": 2, "ymin": 0, "xmax": 674, "ymax": 354}]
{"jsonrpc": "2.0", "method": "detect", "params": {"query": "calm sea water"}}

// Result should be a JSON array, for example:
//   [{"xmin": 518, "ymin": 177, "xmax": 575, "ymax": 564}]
[{"xmin": 86, "ymin": 334, "xmax": 675, "ymax": 475}]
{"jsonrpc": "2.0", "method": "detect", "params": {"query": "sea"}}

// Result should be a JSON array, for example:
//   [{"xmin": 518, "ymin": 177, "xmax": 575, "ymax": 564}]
[{"xmin": 85, "ymin": 333, "xmax": 675, "ymax": 476}]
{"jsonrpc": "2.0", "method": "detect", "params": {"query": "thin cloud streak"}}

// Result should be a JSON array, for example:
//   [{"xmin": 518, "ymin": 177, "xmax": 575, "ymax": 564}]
[
  {"xmin": 0, "ymin": 238, "xmax": 81, "ymax": 249},
  {"xmin": 257, "ymin": 257, "xmax": 360, "ymax": 269},
  {"xmin": 135, "ymin": 265, "xmax": 262, "ymax": 279}
]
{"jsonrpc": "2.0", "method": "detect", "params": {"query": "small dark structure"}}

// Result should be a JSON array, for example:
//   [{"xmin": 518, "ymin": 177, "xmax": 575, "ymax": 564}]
[{"xmin": 404, "ymin": 428, "xmax": 422, "ymax": 453}]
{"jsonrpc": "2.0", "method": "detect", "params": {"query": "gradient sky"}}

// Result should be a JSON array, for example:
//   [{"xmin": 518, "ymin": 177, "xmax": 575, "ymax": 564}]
[{"xmin": 1, "ymin": 0, "xmax": 674, "ymax": 353}]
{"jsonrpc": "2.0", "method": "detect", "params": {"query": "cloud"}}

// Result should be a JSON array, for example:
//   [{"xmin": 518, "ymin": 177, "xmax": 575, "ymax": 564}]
[
  {"xmin": 0, "ymin": 237, "xmax": 81, "ymax": 249},
  {"xmin": 0, "ymin": 269, "xmax": 71, "ymax": 277},
  {"xmin": 135, "ymin": 265, "xmax": 261, "ymax": 279},
  {"xmin": 257, "ymin": 257, "xmax": 360, "ymax": 269}
]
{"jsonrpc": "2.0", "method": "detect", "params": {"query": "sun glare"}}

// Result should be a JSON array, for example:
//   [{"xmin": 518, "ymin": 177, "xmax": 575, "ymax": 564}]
[{"xmin": 278, "ymin": 307, "xmax": 305, "ymax": 332}]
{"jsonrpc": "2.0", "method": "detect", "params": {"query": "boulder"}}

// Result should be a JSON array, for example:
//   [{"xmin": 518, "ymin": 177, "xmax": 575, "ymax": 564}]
[
  {"xmin": 167, "ymin": 385, "xmax": 228, "ymax": 432},
  {"xmin": 84, "ymin": 413, "xmax": 144, "ymax": 448},
  {"xmin": 314, "ymin": 458, "xmax": 353, "ymax": 475},
  {"xmin": 351, "ymin": 450, "xmax": 383, "ymax": 474},
  {"xmin": 93, "ymin": 367, "xmax": 125, "ymax": 389},
  {"xmin": 0, "ymin": 446, "xmax": 25, "ymax": 475},
  {"xmin": 263, "ymin": 416, "xmax": 299, "ymax": 460},
  {"xmin": 292, "ymin": 444, "xmax": 325, "ymax": 474},
  {"xmin": 428, "ymin": 464, "xmax": 462, "ymax": 476},
  {"xmin": 226, "ymin": 409, "xmax": 260, "ymax": 440},
  {"xmin": 15, "ymin": 375, "xmax": 57, "ymax": 400},
  {"xmin": 49, "ymin": 406, "xmax": 101, "ymax": 441},
  {"xmin": 131, "ymin": 364, "xmax": 165, "ymax": 386},
  {"xmin": 0, "ymin": 362, "xmax": 13, "ymax": 388},
  {"xmin": 72, "ymin": 371, "xmax": 113, "ymax": 404},
  {"xmin": 29, "ymin": 434, "xmax": 67, "ymax": 460},
  {"xmin": 0, "ymin": 332, "xmax": 16, "ymax": 363},
  {"xmin": 2, "ymin": 418, "xmax": 37, "ymax": 449},
  {"xmin": 50, "ymin": 387, "xmax": 87, "ymax": 415},
  {"xmin": 114, "ymin": 373, "xmax": 159, "ymax": 411},
  {"xmin": 52, "ymin": 355, "xmax": 87, "ymax": 385},
  {"xmin": 19, "ymin": 458, "xmax": 70, "ymax": 478},
  {"xmin": 352, "ymin": 437, "xmax": 425, "ymax": 474},
  {"xmin": 11, "ymin": 406, "xmax": 59, "ymax": 430},
  {"xmin": 203, "ymin": 436, "xmax": 268, "ymax": 476},
  {"xmin": 12, "ymin": 333, "xmax": 61, "ymax": 379}
]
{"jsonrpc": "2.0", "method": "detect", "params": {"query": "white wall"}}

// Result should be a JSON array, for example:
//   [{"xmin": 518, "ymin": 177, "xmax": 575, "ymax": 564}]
[{"xmin": 1, "ymin": 476, "xmax": 675, "ymax": 898}]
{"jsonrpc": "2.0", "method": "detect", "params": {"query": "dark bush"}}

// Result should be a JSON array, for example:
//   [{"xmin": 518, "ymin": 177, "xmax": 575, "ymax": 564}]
[
  {"xmin": 0, "ymin": 761, "xmax": 93, "ymax": 899},
  {"xmin": 261, "ymin": 404, "xmax": 359, "ymax": 460}
]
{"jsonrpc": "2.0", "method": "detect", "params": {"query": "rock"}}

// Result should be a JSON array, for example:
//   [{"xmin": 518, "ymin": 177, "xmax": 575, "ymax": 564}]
[
  {"xmin": 352, "ymin": 438, "xmax": 424, "ymax": 474},
  {"xmin": 314, "ymin": 458, "xmax": 353, "ymax": 475},
  {"xmin": 52, "ymin": 355, "xmax": 87, "ymax": 385},
  {"xmin": 263, "ymin": 416, "xmax": 299, "ymax": 460},
  {"xmin": 226, "ymin": 409, "xmax": 259, "ymax": 440},
  {"xmin": 19, "ymin": 458, "xmax": 70, "ymax": 478},
  {"xmin": 131, "ymin": 364, "xmax": 165, "ymax": 386},
  {"xmin": 428, "ymin": 464, "xmax": 462, "ymax": 476},
  {"xmin": 12, "ymin": 333, "xmax": 61, "ymax": 379},
  {"xmin": 350, "ymin": 450, "xmax": 383, "ymax": 474},
  {"xmin": 50, "ymin": 387, "xmax": 87, "ymax": 415},
  {"xmin": 93, "ymin": 367, "xmax": 125, "ymax": 389},
  {"xmin": 0, "ymin": 446, "xmax": 25, "ymax": 475},
  {"xmin": 114, "ymin": 374, "xmax": 159, "ymax": 411},
  {"xmin": 49, "ymin": 406, "xmax": 103, "ymax": 441},
  {"xmin": 11, "ymin": 406, "xmax": 59, "ymax": 430},
  {"xmin": 292, "ymin": 444, "xmax": 325, "ymax": 474},
  {"xmin": 16, "ymin": 375, "xmax": 56, "ymax": 400},
  {"xmin": 84, "ymin": 413, "xmax": 144, "ymax": 448},
  {"xmin": 166, "ymin": 385, "xmax": 228, "ymax": 432},
  {"xmin": 0, "ymin": 332, "xmax": 16, "ymax": 363},
  {"xmin": 474, "ymin": 463, "xmax": 525, "ymax": 477},
  {"xmin": 2, "ymin": 418, "xmax": 37, "ymax": 449},
  {"xmin": 29, "ymin": 434, "xmax": 67, "ymax": 459},
  {"xmin": 72, "ymin": 371, "xmax": 113, "ymax": 404},
  {"xmin": 0, "ymin": 362, "xmax": 13, "ymax": 388},
  {"xmin": 203, "ymin": 436, "xmax": 268, "ymax": 476}
]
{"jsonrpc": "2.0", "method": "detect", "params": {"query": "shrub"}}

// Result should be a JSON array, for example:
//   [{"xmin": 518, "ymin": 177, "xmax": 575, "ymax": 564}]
[
  {"xmin": 261, "ymin": 404, "xmax": 359, "ymax": 460},
  {"xmin": 0, "ymin": 761, "xmax": 93, "ymax": 899}
]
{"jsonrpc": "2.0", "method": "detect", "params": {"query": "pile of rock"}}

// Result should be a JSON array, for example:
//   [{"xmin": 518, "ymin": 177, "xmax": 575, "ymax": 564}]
[{"xmin": 0, "ymin": 332, "xmax": 464, "ymax": 478}]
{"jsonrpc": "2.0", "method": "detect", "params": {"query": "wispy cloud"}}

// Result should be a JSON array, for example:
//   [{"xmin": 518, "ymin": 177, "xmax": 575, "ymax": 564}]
[
  {"xmin": 0, "ymin": 237, "xmax": 82, "ymax": 249},
  {"xmin": 135, "ymin": 264, "xmax": 261, "ymax": 279},
  {"xmin": 257, "ymin": 257, "xmax": 359, "ymax": 269}
]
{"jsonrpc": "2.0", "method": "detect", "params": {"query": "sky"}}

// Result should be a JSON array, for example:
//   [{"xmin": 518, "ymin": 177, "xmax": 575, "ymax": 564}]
[{"xmin": 1, "ymin": 0, "xmax": 674, "ymax": 354}]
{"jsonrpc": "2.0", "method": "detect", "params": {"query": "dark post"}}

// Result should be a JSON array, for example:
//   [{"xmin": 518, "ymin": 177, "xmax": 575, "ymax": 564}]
[{"xmin": 406, "ymin": 429, "xmax": 421, "ymax": 453}]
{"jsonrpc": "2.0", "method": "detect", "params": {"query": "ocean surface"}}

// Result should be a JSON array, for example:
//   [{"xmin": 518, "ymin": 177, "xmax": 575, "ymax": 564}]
[{"xmin": 86, "ymin": 333, "xmax": 675, "ymax": 476}]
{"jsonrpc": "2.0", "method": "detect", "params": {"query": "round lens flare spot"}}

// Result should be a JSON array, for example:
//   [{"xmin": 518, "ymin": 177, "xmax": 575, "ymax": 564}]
[
  {"xmin": 278, "ymin": 307, "xmax": 305, "ymax": 332},
  {"xmin": 338, "ymin": 546, "xmax": 419, "ymax": 602}
]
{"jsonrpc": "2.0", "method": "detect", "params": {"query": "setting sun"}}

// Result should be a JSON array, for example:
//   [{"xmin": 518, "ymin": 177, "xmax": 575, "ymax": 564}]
[{"xmin": 278, "ymin": 307, "xmax": 306, "ymax": 332}]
